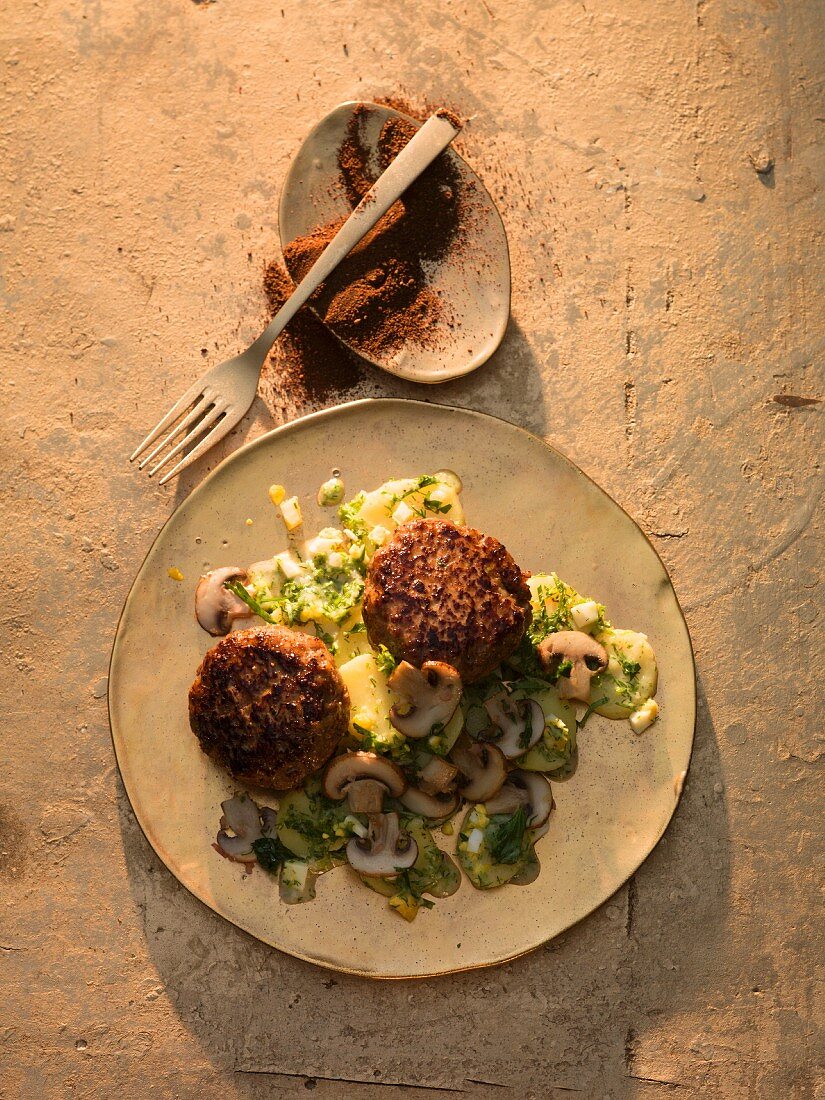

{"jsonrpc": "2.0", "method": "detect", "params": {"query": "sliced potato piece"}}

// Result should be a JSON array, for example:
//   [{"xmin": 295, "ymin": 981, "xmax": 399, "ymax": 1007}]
[
  {"xmin": 359, "ymin": 815, "xmax": 460, "ymax": 908},
  {"xmin": 518, "ymin": 684, "xmax": 578, "ymax": 773},
  {"xmin": 591, "ymin": 628, "xmax": 658, "ymax": 718},
  {"xmin": 275, "ymin": 788, "xmax": 350, "ymax": 871},
  {"xmin": 350, "ymin": 474, "xmax": 465, "ymax": 533},
  {"xmin": 456, "ymin": 806, "xmax": 531, "ymax": 890},
  {"xmin": 425, "ymin": 705, "xmax": 465, "ymax": 757},
  {"xmin": 338, "ymin": 652, "xmax": 405, "ymax": 751}
]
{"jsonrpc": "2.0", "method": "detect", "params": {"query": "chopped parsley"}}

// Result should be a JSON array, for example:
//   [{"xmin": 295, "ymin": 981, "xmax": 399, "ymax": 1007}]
[
  {"xmin": 577, "ymin": 696, "xmax": 608, "ymax": 731},
  {"xmin": 252, "ymin": 835, "xmax": 293, "ymax": 874},
  {"xmin": 617, "ymin": 654, "xmax": 641, "ymax": 681},
  {"xmin": 486, "ymin": 807, "xmax": 528, "ymax": 865},
  {"xmin": 224, "ymin": 581, "xmax": 279, "ymax": 623},
  {"xmin": 374, "ymin": 644, "xmax": 397, "ymax": 675}
]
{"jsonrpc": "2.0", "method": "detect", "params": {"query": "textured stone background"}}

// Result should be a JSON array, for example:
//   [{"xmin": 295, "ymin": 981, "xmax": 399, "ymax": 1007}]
[{"xmin": 1, "ymin": 1, "xmax": 822, "ymax": 1097}]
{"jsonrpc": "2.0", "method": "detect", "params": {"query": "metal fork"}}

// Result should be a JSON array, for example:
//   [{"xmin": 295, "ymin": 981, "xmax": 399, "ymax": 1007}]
[{"xmin": 130, "ymin": 111, "xmax": 461, "ymax": 485}]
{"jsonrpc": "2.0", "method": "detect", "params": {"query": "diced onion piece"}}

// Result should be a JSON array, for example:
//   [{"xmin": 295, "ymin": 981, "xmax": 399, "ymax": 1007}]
[
  {"xmin": 305, "ymin": 534, "xmax": 337, "ymax": 557},
  {"xmin": 466, "ymin": 828, "xmax": 484, "ymax": 854},
  {"xmin": 274, "ymin": 551, "xmax": 303, "ymax": 579},
  {"xmin": 570, "ymin": 600, "xmax": 600, "ymax": 631},
  {"xmin": 280, "ymin": 496, "xmax": 303, "ymax": 531},
  {"xmin": 343, "ymin": 814, "xmax": 368, "ymax": 839},
  {"xmin": 369, "ymin": 525, "xmax": 391, "ymax": 546},
  {"xmin": 630, "ymin": 698, "xmax": 659, "ymax": 734},
  {"xmin": 391, "ymin": 501, "xmax": 414, "ymax": 525}
]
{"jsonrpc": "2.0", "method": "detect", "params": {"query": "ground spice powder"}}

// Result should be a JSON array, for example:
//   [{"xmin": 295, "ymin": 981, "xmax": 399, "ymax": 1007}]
[{"xmin": 261, "ymin": 102, "xmax": 465, "ymax": 407}]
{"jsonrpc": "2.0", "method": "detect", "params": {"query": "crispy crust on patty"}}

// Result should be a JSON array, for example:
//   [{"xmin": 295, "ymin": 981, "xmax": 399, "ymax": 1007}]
[
  {"xmin": 362, "ymin": 518, "xmax": 532, "ymax": 683},
  {"xmin": 188, "ymin": 626, "xmax": 349, "ymax": 789}
]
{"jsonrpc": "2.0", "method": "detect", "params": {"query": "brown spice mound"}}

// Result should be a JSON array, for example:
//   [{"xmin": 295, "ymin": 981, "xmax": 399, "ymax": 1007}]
[
  {"xmin": 261, "ymin": 261, "xmax": 365, "ymax": 409},
  {"xmin": 280, "ymin": 105, "xmax": 464, "ymax": 361}
]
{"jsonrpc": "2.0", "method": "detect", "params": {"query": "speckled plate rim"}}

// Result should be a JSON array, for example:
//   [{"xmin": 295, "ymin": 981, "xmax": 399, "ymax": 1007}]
[{"xmin": 109, "ymin": 398, "xmax": 696, "ymax": 980}]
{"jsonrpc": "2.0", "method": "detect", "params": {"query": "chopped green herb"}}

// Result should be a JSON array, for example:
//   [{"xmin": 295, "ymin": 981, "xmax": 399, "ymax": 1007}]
[
  {"xmin": 252, "ymin": 835, "xmax": 293, "ymax": 873},
  {"xmin": 375, "ymin": 645, "xmax": 397, "ymax": 675},
  {"xmin": 486, "ymin": 807, "xmax": 528, "ymax": 864},
  {"xmin": 617, "ymin": 654, "xmax": 641, "ymax": 681},
  {"xmin": 337, "ymin": 491, "xmax": 367, "ymax": 538},
  {"xmin": 577, "ymin": 696, "xmax": 608, "ymax": 731},
  {"xmin": 224, "ymin": 581, "xmax": 279, "ymax": 624}
]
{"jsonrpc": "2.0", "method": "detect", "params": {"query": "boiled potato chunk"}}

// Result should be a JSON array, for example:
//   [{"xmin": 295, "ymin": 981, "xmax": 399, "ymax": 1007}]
[
  {"xmin": 591, "ymin": 628, "xmax": 658, "ymax": 718},
  {"xmin": 338, "ymin": 652, "xmax": 404, "ymax": 751},
  {"xmin": 456, "ymin": 806, "xmax": 531, "ymax": 889},
  {"xmin": 518, "ymin": 684, "xmax": 578, "ymax": 773},
  {"xmin": 354, "ymin": 474, "xmax": 465, "ymax": 532}
]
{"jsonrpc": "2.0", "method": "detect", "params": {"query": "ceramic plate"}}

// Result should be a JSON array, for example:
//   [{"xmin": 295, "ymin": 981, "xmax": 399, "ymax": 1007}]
[
  {"xmin": 109, "ymin": 400, "xmax": 695, "ymax": 979},
  {"xmin": 279, "ymin": 102, "xmax": 511, "ymax": 383}
]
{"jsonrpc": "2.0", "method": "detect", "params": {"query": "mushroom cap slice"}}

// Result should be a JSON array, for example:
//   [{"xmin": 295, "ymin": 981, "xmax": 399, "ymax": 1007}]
[
  {"xmin": 449, "ymin": 734, "xmax": 508, "ymax": 802},
  {"xmin": 537, "ymin": 630, "xmax": 608, "ymax": 703},
  {"xmin": 323, "ymin": 752, "xmax": 406, "ymax": 802},
  {"xmin": 388, "ymin": 661, "xmax": 463, "ymax": 740},
  {"xmin": 195, "ymin": 567, "xmax": 252, "ymax": 636},
  {"xmin": 216, "ymin": 793, "xmax": 262, "ymax": 860},
  {"xmin": 399, "ymin": 786, "xmax": 461, "ymax": 820},
  {"xmin": 482, "ymin": 694, "xmax": 545, "ymax": 759},
  {"xmin": 484, "ymin": 770, "xmax": 554, "ymax": 827},
  {"xmin": 346, "ymin": 778, "xmax": 391, "ymax": 814},
  {"xmin": 417, "ymin": 755, "xmax": 460, "ymax": 795},
  {"xmin": 346, "ymin": 812, "xmax": 418, "ymax": 878}
]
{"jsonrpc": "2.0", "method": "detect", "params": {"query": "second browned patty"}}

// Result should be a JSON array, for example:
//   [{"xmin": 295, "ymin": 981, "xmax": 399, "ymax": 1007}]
[
  {"xmin": 362, "ymin": 518, "xmax": 532, "ymax": 683},
  {"xmin": 188, "ymin": 626, "xmax": 349, "ymax": 789}
]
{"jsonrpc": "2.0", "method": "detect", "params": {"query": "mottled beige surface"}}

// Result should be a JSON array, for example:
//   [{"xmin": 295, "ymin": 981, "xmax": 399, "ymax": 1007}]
[{"xmin": 1, "ymin": 1, "xmax": 822, "ymax": 1097}]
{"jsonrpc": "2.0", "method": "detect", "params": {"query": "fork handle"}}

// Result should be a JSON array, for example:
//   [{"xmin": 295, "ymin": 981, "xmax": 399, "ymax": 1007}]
[{"xmin": 245, "ymin": 112, "xmax": 461, "ymax": 364}]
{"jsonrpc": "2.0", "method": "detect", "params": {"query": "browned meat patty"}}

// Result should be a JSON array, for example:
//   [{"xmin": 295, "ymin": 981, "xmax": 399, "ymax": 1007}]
[
  {"xmin": 188, "ymin": 626, "xmax": 349, "ymax": 789},
  {"xmin": 362, "ymin": 518, "xmax": 532, "ymax": 683}
]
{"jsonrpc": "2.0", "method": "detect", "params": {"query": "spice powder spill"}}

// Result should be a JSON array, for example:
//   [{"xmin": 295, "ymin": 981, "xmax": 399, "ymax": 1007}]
[
  {"xmin": 260, "ymin": 261, "xmax": 366, "ymax": 411},
  {"xmin": 264, "ymin": 104, "xmax": 467, "ymax": 380}
]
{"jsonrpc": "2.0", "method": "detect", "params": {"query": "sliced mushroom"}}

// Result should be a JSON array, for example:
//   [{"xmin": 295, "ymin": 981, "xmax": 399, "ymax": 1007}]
[
  {"xmin": 346, "ymin": 812, "xmax": 418, "ymax": 877},
  {"xmin": 484, "ymin": 770, "xmax": 554, "ymax": 827},
  {"xmin": 344, "ymin": 779, "xmax": 389, "ymax": 814},
  {"xmin": 323, "ymin": 753, "xmax": 406, "ymax": 814},
  {"xmin": 216, "ymin": 794, "xmax": 262, "ymax": 861},
  {"xmin": 449, "ymin": 734, "xmax": 508, "ymax": 802},
  {"xmin": 388, "ymin": 661, "xmax": 463, "ymax": 740},
  {"xmin": 482, "ymin": 693, "xmax": 545, "ymax": 758},
  {"xmin": 399, "ymin": 786, "xmax": 460, "ymax": 819},
  {"xmin": 537, "ymin": 630, "xmax": 608, "ymax": 702},
  {"xmin": 418, "ymin": 756, "xmax": 460, "ymax": 795},
  {"xmin": 195, "ymin": 567, "xmax": 253, "ymax": 636}
]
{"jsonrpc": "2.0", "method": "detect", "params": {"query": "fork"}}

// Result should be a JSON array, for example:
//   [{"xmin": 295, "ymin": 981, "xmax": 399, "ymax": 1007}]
[{"xmin": 129, "ymin": 112, "xmax": 461, "ymax": 485}]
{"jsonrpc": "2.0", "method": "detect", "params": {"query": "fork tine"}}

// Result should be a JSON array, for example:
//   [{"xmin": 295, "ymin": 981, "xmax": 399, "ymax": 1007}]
[
  {"xmin": 158, "ymin": 409, "xmax": 238, "ymax": 486},
  {"xmin": 148, "ymin": 401, "xmax": 227, "ymax": 479},
  {"xmin": 137, "ymin": 391, "xmax": 215, "ymax": 470},
  {"xmin": 129, "ymin": 379, "xmax": 206, "ymax": 462}
]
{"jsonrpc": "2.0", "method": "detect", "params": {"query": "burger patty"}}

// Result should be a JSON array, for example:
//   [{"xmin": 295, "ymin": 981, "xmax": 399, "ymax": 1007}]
[
  {"xmin": 362, "ymin": 518, "xmax": 532, "ymax": 683},
  {"xmin": 188, "ymin": 626, "xmax": 349, "ymax": 789}
]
